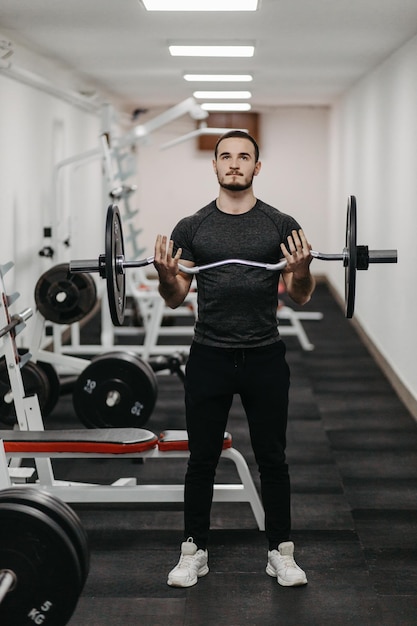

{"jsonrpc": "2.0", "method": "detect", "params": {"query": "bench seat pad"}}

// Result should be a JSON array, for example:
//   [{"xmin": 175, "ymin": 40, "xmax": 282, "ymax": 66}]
[
  {"xmin": 0, "ymin": 428, "xmax": 158, "ymax": 454},
  {"xmin": 158, "ymin": 429, "xmax": 232, "ymax": 451}
]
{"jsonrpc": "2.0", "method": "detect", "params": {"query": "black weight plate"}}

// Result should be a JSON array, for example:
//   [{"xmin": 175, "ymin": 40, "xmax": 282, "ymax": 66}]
[
  {"xmin": 35, "ymin": 263, "xmax": 97, "ymax": 324},
  {"xmin": 0, "ymin": 349, "xmax": 59, "ymax": 421},
  {"xmin": 0, "ymin": 359, "xmax": 51, "ymax": 426},
  {"xmin": 0, "ymin": 502, "xmax": 83, "ymax": 626},
  {"xmin": 72, "ymin": 351, "xmax": 158, "ymax": 428},
  {"xmin": 36, "ymin": 361, "xmax": 61, "ymax": 417},
  {"xmin": 0, "ymin": 488, "xmax": 90, "ymax": 586},
  {"xmin": 105, "ymin": 205, "xmax": 126, "ymax": 326},
  {"xmin": 344, "ymin": 195, "xmax": 357, "ymax": 318}
]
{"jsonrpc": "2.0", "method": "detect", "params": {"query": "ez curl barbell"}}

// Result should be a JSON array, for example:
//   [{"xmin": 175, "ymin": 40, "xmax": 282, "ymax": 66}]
[{"xmin": 69, "ymin": 196, "xmax": 397, "ymax": 325}]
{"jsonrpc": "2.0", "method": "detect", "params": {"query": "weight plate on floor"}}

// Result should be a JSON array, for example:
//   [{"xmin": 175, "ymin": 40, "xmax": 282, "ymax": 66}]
[
  {"xmin": 0, "ymin": 488, "xmax": 90, "ymax": 587},
  {"xmin": 35, "ymin": 263, "xmax": 97, "ymax": 324},
  {"xmin": 0, "ymin": 501, "xmax": 84, "ymax": 626},
  {"xmin": 72, "ymin": 351, "xmax": 158, "ymax": 428},
  {"xmin": 36, "ymin": 361, "xmax": 61, "ymax": 417},
  {"xmin": 344, "ymin": 195, "xmax": 357, "ymax": 319},
  {"xmin": 0, "ymin": 358, "xmax": 51, "ymax": 426},
  {"xmin": 13, "ymin": 349, "xmax": 62, "ymax": 418},
  {"xmin": 105, "ymin": 205, "xmax": 126, "ymax": 326}
]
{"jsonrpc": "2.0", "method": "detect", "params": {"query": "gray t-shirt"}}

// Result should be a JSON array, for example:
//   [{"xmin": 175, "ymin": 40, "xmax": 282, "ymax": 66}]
[{"xmin": 171, "ymin": 199, "xmax": 301, "ymax": 348}]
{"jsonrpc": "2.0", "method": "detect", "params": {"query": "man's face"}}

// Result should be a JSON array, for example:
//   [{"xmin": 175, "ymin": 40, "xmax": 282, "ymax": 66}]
[{"xmin": 213, "ymin": 137, "xmax": 261, "ymax": 192}]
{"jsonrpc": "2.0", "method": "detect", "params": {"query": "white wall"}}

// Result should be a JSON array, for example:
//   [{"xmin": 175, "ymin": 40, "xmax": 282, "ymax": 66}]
[
  {"xmin": 329, "ymin": 34, "xmax": 417, "ymax": 403},
  {"xmin": 0, "ymin": 67, "xmax": 104, "ymax": 326}
]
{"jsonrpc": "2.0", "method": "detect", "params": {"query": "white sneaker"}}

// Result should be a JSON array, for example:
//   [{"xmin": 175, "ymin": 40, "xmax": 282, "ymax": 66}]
[
  {"xmin": 167, "ymin": 537, "xmax": 209, "ymax": 587},
  {"xmin": 266, "ymin": 541, "xmax": 308, "ymax": 587}
]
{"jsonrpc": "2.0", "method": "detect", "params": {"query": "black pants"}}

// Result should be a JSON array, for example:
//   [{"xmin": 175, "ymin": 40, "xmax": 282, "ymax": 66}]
[{"xmin": 183, "ymin": 340, "xmax": 291, "ymax": 550}]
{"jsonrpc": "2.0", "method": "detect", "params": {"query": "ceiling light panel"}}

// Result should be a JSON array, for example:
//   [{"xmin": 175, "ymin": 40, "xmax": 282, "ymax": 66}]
[
  {"xmin": 169, "ymin": 45, "xmax": 255, "ymax": 57},
  {"xmin": 201, "ymin": 103, "xmax": 252, "ymax": 111},
  {"xmin": 184, "ymin": 74, "xmax": 253, "ymax": 82},
  {"xmin": 193, "ymin": 91, "xmax": 252, "ymax": 99},
  {"xmin": 142, "ymin": 1, "xmax": 258, "ymax": 11}
]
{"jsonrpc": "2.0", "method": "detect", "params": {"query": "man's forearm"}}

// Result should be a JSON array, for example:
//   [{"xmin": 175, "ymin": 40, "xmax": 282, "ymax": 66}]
[
  {"xmin": 286, "ymin": 272, "xmax": 316, "ymax": 305},
  {"xmin": 158, "ymin": 277, "xmax": 190, "ymax": 309}
]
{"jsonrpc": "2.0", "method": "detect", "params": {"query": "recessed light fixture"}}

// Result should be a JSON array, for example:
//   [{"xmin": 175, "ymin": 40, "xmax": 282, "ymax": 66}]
[
  {"xmin": 185, "ymin": 74, "xmax": 253, "ymax": 82},
  {"xmin": 193, "ymin": 91, "xmax": 251, "ymax": 99},
  {"xmin": 201, "ymin": 103, "xmax": 252, "ymax": 111},
  {"xmin": 142, "ymin": 1, "xmax": 258, "ymax": 11},
  {"xmin": 169, "ymin": 45, "xmax": 255, "ymax": 57}
]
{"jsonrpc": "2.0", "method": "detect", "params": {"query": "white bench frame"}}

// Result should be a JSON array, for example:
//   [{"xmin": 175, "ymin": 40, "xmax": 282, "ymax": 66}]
[{"xmin": 0, "ymin": 419, "xmax": 264, "ymax": 530}]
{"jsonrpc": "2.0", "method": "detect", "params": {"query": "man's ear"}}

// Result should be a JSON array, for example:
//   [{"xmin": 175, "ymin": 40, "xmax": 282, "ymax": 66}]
[
  {"xmin": 212, "ymin": 159, "xmax": 217, "ymax": 174},
  {"xmin": 254, "ymin": 160, "xmax": 262, "ymax": 176}
]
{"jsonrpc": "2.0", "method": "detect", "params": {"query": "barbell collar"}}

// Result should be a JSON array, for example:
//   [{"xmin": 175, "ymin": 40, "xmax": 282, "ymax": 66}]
[
  {"xmin": 69, "ymin": 259, "xmax": 101, "ymax": 274},
  {"xmin": 368, "ymin": 250, "xmax": 398, "ymax": 263},
  {"xmin": 69, "ymin": 255, "xmax": 107, "ymax": 279}
]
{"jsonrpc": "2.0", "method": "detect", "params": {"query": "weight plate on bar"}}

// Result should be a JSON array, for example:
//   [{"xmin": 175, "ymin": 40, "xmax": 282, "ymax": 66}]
[
  {"xmin": 72, "ymin": 351, "xmax": 158, "ymax": 428},
  {"xmin": 35, "ymin": 263, "xmax": 97, "ymax": 324},
  {"xmin": 0, "ymin": 358, "xmax": 51, "ymax": 426},
  {"xmin": 0, "ymin": 488, "xmax": 90, "ymax": 587},
  {"xmin": 105, "ymin": 205, "xmax": 126, "ymax": 326},
  {"xmin": 0, "ymin": 501, "xmax": 84, "ymax": 626},
  {"xmin": 344, "ymin": 195, "xmax": 357, "ymax": 318}
]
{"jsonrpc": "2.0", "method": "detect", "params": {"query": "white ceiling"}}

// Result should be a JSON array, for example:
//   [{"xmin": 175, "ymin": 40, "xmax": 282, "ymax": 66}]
[{"xmin": 1, "ymin": 0, "xmax": 417, "ymax": 114}]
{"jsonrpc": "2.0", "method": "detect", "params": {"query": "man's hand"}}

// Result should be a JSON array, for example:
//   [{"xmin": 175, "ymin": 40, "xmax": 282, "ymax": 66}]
[
  {"xmin": 153, "ymin": 234, "xmax": 183, "ymax": 284},
  {"xmin": 280, "ymin": 229, "xmax": 313, "ymax": 277},
  {"xmin": 281, "ymin": 229, "xmax": 315, "ymax": 305},
  {"xmin": 153, "ymin": 235, "xmax": 193, "ymax": 308}
]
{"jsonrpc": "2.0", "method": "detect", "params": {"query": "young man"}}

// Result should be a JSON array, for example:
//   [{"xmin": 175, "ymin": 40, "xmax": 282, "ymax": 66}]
[{"xmin": 154, "ymin": 130, "xmax": 315, "ymax": 588}]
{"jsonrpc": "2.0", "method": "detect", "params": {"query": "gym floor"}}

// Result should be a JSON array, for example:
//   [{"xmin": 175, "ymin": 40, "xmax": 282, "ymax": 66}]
[{"xmin": 35, "ymin": 282, "xmax": 417, "ymax": 625}]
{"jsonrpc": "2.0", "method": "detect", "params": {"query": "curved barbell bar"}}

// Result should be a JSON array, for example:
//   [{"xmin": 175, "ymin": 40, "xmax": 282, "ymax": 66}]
[
  {"xmin": 70, "ymin": 247, "xmax": 396, "ymax": 276},
  {"xmin": 69, "ymin": 197, "xmax": 397, "ymax": 323}
]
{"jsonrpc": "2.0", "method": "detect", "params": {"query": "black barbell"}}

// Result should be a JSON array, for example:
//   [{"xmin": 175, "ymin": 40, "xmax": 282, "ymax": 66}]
[{"xmin": 69, "ymin": 196, "xmax": 397, "ymax": 325}]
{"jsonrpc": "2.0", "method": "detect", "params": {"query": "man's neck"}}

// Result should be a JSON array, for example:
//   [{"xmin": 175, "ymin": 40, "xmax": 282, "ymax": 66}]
[{"xmin": 216, "ymin": 187, "xmax": 257, "ymax": 215}]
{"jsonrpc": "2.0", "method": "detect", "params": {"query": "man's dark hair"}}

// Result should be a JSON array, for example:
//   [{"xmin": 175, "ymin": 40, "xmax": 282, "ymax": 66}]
[{"xmin": 214, "ymin": 130, "xmax": 260, "ymax": 163}]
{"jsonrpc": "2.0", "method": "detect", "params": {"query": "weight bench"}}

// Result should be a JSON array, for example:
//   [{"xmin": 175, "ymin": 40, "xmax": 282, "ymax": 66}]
[{"xmin": 0, "ymin": 428, "xmax": 265, "ymax": 531}]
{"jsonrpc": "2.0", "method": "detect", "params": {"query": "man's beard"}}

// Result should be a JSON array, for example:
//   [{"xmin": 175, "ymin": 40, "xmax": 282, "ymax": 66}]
[{"xmin": 218, "ymin": 175, "xmax": 254, "ymax": 192}]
